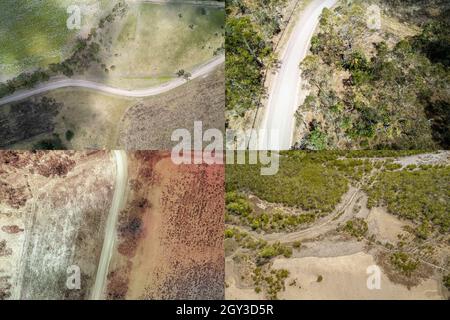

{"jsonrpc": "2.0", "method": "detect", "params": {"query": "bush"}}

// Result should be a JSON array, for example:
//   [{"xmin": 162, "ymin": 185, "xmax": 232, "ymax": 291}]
[
  {"xmin": 32, "ymin": 135, "xmax": 65, "ymax": 150},
  {"xmin": 366, "ymin": 166, "xmax": 450, "ymax": 233},
  {"xmin": 342, "ymin": 218, "xmax": 368, "ymax": 239},
  {"xmin": 443, "ymin": 274, "xmax": 450, "ymax": 290},
  {"xmin": 293, "ymin": 241, "xmax": 302, "ymax": 249},
  {"xmin": 252, "ymin": 267, "xmax": 290, "ymax": 300},
  {"xmin": 390, "ymin": 252, "xmax": 419, "ymax": 277},
  {"xmin": 65, "ymin": 130, "xmax": 74, "ymax": 141},
  {"xmin": 304, "ymin": 128, "xmax": 328, "ymax": 151}
]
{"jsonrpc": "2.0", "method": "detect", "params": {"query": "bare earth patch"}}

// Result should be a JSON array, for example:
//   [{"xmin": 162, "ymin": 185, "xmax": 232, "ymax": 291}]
[{"xmin": 272, "ymin": 252, "xmax": 443, "ymax": 300}]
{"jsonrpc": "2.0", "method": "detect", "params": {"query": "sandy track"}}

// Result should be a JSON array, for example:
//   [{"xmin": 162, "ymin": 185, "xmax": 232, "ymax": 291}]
[
  {"xmin": 0, "ymin": 56, "xmax": 224, "ymax": 106},
  {"xmin": 91, "ymin": 150, "xmax": 128, "ymax": 300},
  {"xmin": 259, "ymin": 0, "xmax": 337, "ymax": 150},
  {"xmin": 232, "ymin": 187, "xmax": 360, "ymax": 244}
]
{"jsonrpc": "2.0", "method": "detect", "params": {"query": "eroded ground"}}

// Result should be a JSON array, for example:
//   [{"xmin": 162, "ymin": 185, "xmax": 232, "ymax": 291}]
[{"xmin": 0, "ymin": 151, "xmax": 115, "ymax": 299}]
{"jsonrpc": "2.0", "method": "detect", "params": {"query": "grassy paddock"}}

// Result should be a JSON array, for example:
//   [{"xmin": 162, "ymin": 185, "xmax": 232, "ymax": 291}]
[
  {"xmin": 103, "ymin": 3, "xmax": 224, "ymax": 88},
  {"xmin": 0, "ymin": 0, "xmax": 109, "ymax": 79}
]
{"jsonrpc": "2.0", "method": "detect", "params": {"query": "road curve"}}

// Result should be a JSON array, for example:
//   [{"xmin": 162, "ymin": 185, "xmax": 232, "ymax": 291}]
[
  {"xmin": 138, "ymin": 0, "xmax": 225, "ymax": 7},
  {"xmin": 91, "ymin": 150, "xmax": 128, "ymax": 300},
  {"xmin": 0, "ymin": 55, "xmax": 224, "ymax": 106},
  {"xmin": 259, "ymin": 0, "xmax": 337, "ymax": 150}
]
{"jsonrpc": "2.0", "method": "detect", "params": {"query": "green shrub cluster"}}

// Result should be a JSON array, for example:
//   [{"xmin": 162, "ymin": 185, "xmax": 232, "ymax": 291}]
[
  {"xmin": 0, "ymin": 2, "xmax": 128, "ymax": 98},
  {"xmin": 225, "ymin": 227, "xmax": 292, "ymax": 262},
  {"xmin": 226, "ymin": 152, "xmax": 349, "ymax": 213},
  {"xmin": 390, "ymin": 252, "xmax": 419, "ymax": 277},
  {"xmin": 258, "ymin": 242, "xmax": 292, "ymax": 260},
  {"xmin": 253, "ymin": 267, "xmax": 289, "ymax": 300},
  {"xmin": 225, "ymin": 227, "xmax": 267, "ymax": 251},
  {"xmin": 226, "ymin": 0, "xmax": 287, "ymax": 116},
  {"xmin": 443, "ymin": 274, "xmax": 450, "ymax": 290},
  {"xmin": 383, "ymin": 163, "xmax": 403, "ymax": 171},
  {"xmin": 0, "ymin": 70, "xmax": 50, "ymax": 97},
  {"xmin": 366, "ymin": 166, "xmax": 450, "ymax": 233},
  {"xmin": 341, "ymin": 218, "xmax": 368, "ymax": 240},
  {"xmin": 226, "ymin": 192, "xmax": 315, "ymax": 232},
  {"xmin": 299, "ymin": 1, "xmax": 449, "ymax": 149}
]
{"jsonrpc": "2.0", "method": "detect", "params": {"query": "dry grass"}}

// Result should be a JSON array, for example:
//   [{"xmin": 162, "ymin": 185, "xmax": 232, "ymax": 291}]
[{"xmin": 118, "ymin": 65, "xmax": 225, "ymax": 150}]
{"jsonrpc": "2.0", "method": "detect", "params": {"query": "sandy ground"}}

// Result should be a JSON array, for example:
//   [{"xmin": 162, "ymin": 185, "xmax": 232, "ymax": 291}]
[
  {"xmin": 272, "ymin": 253, "xmax": 444, "ymax": 300},
  {"xmin": 367, "ymin": 208, "xmax": 412, "ymax": 244}
]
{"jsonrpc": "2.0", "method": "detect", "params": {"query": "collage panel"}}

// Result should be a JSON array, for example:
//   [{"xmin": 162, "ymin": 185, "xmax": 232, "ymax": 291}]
[
  {"xmin": 0, "ymin": 0, "xmax": 449, "ymax": 306},
  {"xmin": 226, "ymin": 0, "xmax": 449, "ymax": 151},
  {"xmin": 0, "ymin": 0, "xmax": 225, "ymax": 150},
  {"xmin": 0, "ymin": 151, "xmax": 224, "ymax": 300},
  {"xmin": 225, "ymin": 150, "xmax": 450, "ymax": 300}
]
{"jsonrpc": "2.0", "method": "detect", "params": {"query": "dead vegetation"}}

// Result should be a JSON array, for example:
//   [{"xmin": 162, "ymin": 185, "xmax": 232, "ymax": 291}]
[
  {"xmin": 118, "ymin": 66, "xmax": 225, "ymax": 149},
  {"xmin": 106, "ymin": 152, "xmax": 224, "ymax": 300},
  {"xmin": 0, "ymin": 275, "xmax": 11, "ymax": 300},
  {"xmin": 0, "ymin": 240, "xmax": 12, "ymax": 257},
  {"xmin": 0, "ymin": 151, "xmax": 115, "ymax": 299},
  {"xmin": 1, "ymin": 225, "xmax": 23, "ymax": 234}
]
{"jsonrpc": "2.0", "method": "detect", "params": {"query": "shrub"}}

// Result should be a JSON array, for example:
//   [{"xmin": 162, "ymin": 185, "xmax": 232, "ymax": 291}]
[
  {"xmin": 390, "ymin": 252, "xmax": 419, "ymax": 277},
  {"xmin": 443, "ymin": 274, "xmax": 450, "ymax": 290},
  {"xmin": 342, "ymin": 218, "xmax": 368, "ymax": 239},
  {"xmin": 65, "ymin": 130, "xmax": 74, "ymax": 141}
]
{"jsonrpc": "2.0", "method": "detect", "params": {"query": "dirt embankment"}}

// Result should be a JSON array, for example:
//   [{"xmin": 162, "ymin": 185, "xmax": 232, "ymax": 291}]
[{"xmin": 106, "ymin": 151, "xmax": 224, "ymax": 299}]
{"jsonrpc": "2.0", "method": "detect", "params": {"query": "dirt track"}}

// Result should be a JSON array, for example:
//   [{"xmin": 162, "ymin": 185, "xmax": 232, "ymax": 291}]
[
  {"xmin": 0, "ymin": 56, "xmax": 224, "ymax": 106},
  {"xmin": 91, "ymin": 151, "xmax": 128, "ymax": 300},
  {"xmin": 259, "ymin": 0, "xmax": 337, "ymax": 150}
]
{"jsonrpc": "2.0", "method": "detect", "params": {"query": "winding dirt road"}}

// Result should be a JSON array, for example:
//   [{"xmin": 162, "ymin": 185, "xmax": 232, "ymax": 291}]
[
  {"xmin": 0, "ymin": 55, "xmax": 224, "ymax": 106},
  {"xmin": 259, "ymin": 0, "xmax": 337, "ymax": 150},
  {"xmin": 91, "ymin": 150, "xmax": 128, "ymax": 300},
  {"xmin": 139, "ymin": 0, "xmax": 225, "ymax": 7}
]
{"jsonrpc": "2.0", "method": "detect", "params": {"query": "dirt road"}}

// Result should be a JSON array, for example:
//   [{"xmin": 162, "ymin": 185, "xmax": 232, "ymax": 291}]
[
  {"xmin": 0, "ymin": 56, "xmax": 224, "ymax": 106},
  {"xmin": 259, "ymin": 0, "xmax": 337, "ymax": 150},
  {"xmin": 138, "ymin": 0, "xmax": 225, "ymax": 7},
  {"xmin": 91, "ymin": 150, "xmax": 128, "ymax": 300}
]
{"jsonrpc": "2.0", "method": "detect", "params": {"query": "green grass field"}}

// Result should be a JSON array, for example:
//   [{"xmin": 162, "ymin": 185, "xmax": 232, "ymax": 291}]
[
  {"xmin": 103, "ymin": 3, "xmax": 224, "ymax": 88},
  {"xmin": 0, "ymin": 0, "xmax": 109, "ymax": 80},
  {"xmin": 0, "ymin": 1, "xmax": 224, "ymax": 88}
]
